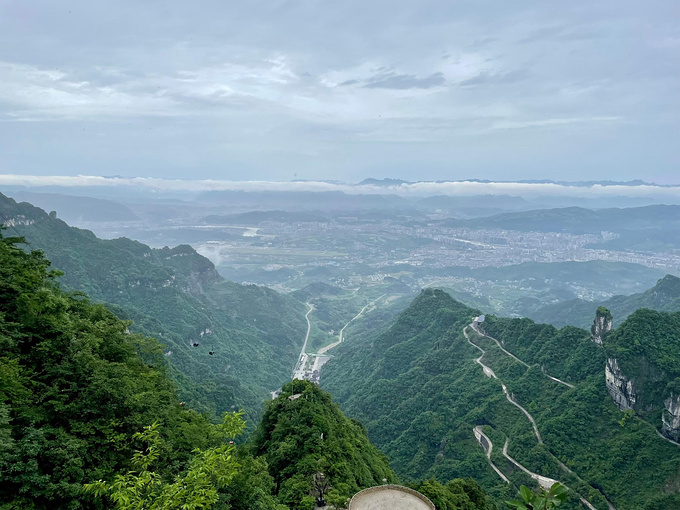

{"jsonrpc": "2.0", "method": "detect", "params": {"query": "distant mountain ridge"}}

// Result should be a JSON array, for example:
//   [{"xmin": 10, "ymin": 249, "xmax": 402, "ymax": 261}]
[{"xmin": 530, "ymin": 274, "xmax": 680, "ymax": 329}]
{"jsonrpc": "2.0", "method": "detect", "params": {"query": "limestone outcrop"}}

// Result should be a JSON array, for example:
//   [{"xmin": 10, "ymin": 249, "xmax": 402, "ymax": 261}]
[
  {"xmin": 605, "ymin": 357, "xmax": 637, "ymax": 410},
  {"xmin": 662, "ymin": 394, "xmax": 680, "ymax": 442},
  {"xmin": 591, "ymin": 307, "xmax": 613, "ymax": 345}
]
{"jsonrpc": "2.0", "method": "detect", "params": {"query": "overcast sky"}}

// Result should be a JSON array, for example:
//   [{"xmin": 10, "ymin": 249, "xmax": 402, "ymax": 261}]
[{"xmin": 1, "ymin": 1, "xmax": 678, "ymax": 183}]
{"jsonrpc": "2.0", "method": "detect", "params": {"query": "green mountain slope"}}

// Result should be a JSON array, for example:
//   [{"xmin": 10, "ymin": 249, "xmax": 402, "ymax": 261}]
[
  {"xmin": 0, "ymin": 192, "xmax": 308, "ymax": 419},
  {"xmin": 603, "ymin": 308, "xmax": 680, "ymax": 441},
  {"xmin": 0, "ymin": 223, "xmax": 497, "ymax": 510},
  {"xmin": 323, "ymin": 289, "xmax": 680, "ymax": 509},
  {"xmin": 253, "ymin": 380, "xmax": 398, "ymax": 508},
  {"xmin": 0, "ymin": 229, "xmax": 223, "ymax": 508},
  {"xmin": 530, "ymin": 275, "xmax": 680, "ymax": 329}
]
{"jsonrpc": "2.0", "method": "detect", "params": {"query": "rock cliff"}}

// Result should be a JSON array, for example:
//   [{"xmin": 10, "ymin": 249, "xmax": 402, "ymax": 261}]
[
  {"xmin": 591, "ymin": 306, "xmax": 613, "ymax": 345},
  {"xmin": 605, "ymin": 357, "xmax": 637, "ymax": 410},
  {"xmin": 662, "ymin": 394, "xmax": 680, "ymax": 442}
]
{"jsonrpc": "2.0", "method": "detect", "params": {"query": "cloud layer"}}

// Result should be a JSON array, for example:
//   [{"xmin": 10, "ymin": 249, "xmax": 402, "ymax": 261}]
[{"xmin": 2, "ymin": 174, "xmax": 679, "ymax": 199}]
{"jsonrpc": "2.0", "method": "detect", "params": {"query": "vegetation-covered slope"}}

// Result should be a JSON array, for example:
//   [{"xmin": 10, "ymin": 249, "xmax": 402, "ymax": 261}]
[
  {"xmin": 530, "ymin": 274, "xmax": 680, "ymax": 329},
  {"xmin": 0, "ymin": 192, "xmax": 307, "ymax": 419},
  {"xmin": 0, "ymin": 229, "xmax": 226, "ymax": 508},
  {"xmin": 253, "ymin": 379, "xmax": 496, "ymax": 510},
  {"xmin": 603, "ymin": 308, "xmax": 680, "ymax": 434},
  {"xmin": 323, "ymin": 289, "xmax": 680, "ymax": 509},
  {"xmin": 253, "ymin": 380, "xmax": 398, "ymax": 508}
]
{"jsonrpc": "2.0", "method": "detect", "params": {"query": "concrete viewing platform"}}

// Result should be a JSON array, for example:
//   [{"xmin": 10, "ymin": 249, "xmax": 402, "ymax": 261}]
[{"xmin": 348, "ymin": 484, "xmax": 435, "ymax": 510}]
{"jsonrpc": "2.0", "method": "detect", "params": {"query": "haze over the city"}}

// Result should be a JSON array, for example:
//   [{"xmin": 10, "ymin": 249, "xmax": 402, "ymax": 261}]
[{"xmin": 1, "ymin": 0, "xmax": 679, "ymax": 183}]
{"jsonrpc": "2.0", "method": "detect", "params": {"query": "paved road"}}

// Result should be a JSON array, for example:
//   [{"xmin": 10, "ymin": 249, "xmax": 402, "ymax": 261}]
[
  {"xmin": 317, "ymin": 295, "xmax": 385, "ymax": 355},
  {"xmin": 465, "ymin": 325, "xmax": 606, "ymax": 510},
  {"xmin": 502, "ymin": 437, "xmax": 558, "ymax": 490},
  {"xmin": 502, "ymin": 439, "xmax": 598, "ymax": 510},
  {"xmin": 464, "ymin": 327, "xmax": 542, "ymax": 443},
  {"xmin": 473, "ymin": 426, "xmax": 510, "ymax": 484},
  {"xmin": 470, "ymin": 323, "xmax": 575, "ymax": 389},
  {"xmin": 292, "ymin": 303, "xmax": 315, "ymax": 380},
  {"xmin": 301, "ymin": 302, "xmax": 314, "ymax": 353}
]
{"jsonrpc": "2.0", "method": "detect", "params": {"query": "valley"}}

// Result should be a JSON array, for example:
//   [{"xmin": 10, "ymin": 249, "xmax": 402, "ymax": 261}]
[{"xmin": 3, "ymin": 189, "xmax": 680, "ymax": 509}]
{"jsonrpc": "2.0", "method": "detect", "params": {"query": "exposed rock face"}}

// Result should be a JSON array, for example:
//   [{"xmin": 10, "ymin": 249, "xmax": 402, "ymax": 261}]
[
  {"xmin": 591, "ymin": 307, "xmax": 613, "ymax": 345},
  {"xmin": 605, "ymin": 357, "xmax": 637, "ymax": 410},
  {"xmin": 662, "ymin": 394, "xmax": 680, "ymax": 442}
]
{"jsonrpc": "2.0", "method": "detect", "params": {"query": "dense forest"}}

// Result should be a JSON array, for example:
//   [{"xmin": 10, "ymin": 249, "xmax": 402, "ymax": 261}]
[
  {"xmin": 4, "ymin": 190, "xmax": 680, "ymax": 508},
  {"xmin": 323, "ymin": 289, "xmax": 680, "ymax": 509}
]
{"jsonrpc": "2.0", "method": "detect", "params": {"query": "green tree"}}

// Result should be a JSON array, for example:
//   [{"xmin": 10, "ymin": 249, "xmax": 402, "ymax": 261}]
[
  {"xmin": 85, "ymin": 412, "xmax": 245, "ymax": 509},
  {"xmin": 506, "ymin": 483, "xmax": 567, "ymax": 510}
]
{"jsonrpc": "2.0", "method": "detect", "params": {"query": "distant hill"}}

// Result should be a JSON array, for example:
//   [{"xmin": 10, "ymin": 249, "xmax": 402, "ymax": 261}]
[
  {"xmin": 0, "ymin": 192, "xmax": 308, "ymax": 419},
  {"xmin": 358, "ymin": 178, "xmax": 411, "ymax": 186},
  {"xmin": 449, "ymin": 205, "xmax": 680, "ymax": 233},
  {"xmin": 197, "ymin": 190, "xmax": 408, "ymax": 212},
  {"xmin": 202, "ymin": 210, "xmax": 328, "ymax": 225},
  {"xmin": 441, "ymin": 205, "xmax": 680, "ymax": 252},
  {"xmin": 292, "ymin": 281, "xmax": 344, "ymax": 302},
  {"xmin": 416, "ymin": 194, "xmax": 531, "ymax": 212},
  {"xmin": 6, "ymin": 191, "xmax": 138, "ymax": 222},
  {"xmin": 530, "ymin": 274, "xmax": 680, "ymax": 329}
]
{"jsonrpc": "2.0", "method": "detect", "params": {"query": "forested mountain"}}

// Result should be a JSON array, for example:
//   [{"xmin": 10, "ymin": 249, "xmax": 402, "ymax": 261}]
[
  {"xmin": 0, "ymin": 230, "xmax": 229, "ymax": 507},
  {"xmin": 0, "ymin": 234, "xmax": 386, "ymax": 509},
  {"xmin": 0, "ymin": 240, "xmax": 493, "ymax": 508},
  {"xmin": 322, "ymin": 289, "xmax": 680, "ymax": 510},
  {"xmin": 253, "ymin": 380, "xmax": 397, "ymax": 508},
  {"xmin": 4, "ymin": 191, "xmax": 139, "ymax": 223},
  {"xmin": 603, "ymin": 308, "xmax": 680, "ymax": 442},
  {"xmin": 530, "ymin": 275, "xmax": 680, "ymax": 329},
  {"xmin": 0, "ymin": 192, "xmax": 308, "ymax": 419},
  {"xmin": 250, "ymin": 379, "xmax": 495, "ymax": 510}
]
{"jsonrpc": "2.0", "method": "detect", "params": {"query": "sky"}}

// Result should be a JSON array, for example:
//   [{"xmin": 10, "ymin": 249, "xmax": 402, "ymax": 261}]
[{"xmin": 1, "ymin": 1, "xmax": 679, "ymax": 184}]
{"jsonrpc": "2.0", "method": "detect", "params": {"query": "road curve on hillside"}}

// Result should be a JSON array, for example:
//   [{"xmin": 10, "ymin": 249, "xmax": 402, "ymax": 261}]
[
  {"xmin": 464, "ymin": 326, "xmax": 608, "ymax": 510},
  {"xmin": 317, "ymin": 294, "xmax": 385, "ymax": 355},
  {"xmin": 464, "ymin": 327, "xmax": 542, "ymax": 443},
  {"xmin": 470, "ymin": 323, "xmax": 575, "ymax": 389},
  {"xmin": 502, "ymin": 439, "xmax": 598, "ymax": 510},
  {"xmin": 301, "ymin": 302, "xmax": 314, "ymax": 354},
  {"xmin": 473, "ymin": 426, "xmax": 510, "ymax": 484},
  {"xmin": 292, "ymin": 303, "xmax": 315, "ymax": 380}
]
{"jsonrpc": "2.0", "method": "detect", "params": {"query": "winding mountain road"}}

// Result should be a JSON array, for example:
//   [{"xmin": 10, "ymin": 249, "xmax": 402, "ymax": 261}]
[
  {"xmin": 470, "ymin": 323, "xmax": 574, "ymax": 389},
  {"xmin": 464, "ymin": 327, "xmax": 542, "ymax": 443},
  {"xmin": 317, "ymin": 295, "xmax": 385, "ymax": 355},
  {"xmin": 291, "ymin": 303, "xmax": 315, "ymax": 380},
  {"xmin": 473, "ymin": 426, "xmax": 510, "ymax": 484},
  {"xmin": 465, "ymin": 325, "xmax": 609, "ymax": 510}
]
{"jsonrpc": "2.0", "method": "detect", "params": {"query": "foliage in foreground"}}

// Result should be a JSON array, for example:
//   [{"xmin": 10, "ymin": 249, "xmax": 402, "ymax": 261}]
[
  {"xmin": 0, "ymin": 229, "xmax": 230, "ymax": 508},
  {"xmin": 506, "ymin": 483, "xmax": 567, "ymax": 510},
  {"xmin": 85, "ymin": 413, "xmax": 246, "ymax": 509}
]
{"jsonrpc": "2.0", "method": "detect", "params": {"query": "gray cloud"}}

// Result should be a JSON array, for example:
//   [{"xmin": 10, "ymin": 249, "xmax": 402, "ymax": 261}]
[
  {"xmin": 362, "ymin": 72, "xmax": 446, "ymax": 90},
  {"xmin": 459, "ymin": 70, "xmax": 528, "ymax": 87},
  {"xmin": 0, "ymin": 0, "xmax": 678, "ymax": 183}
]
